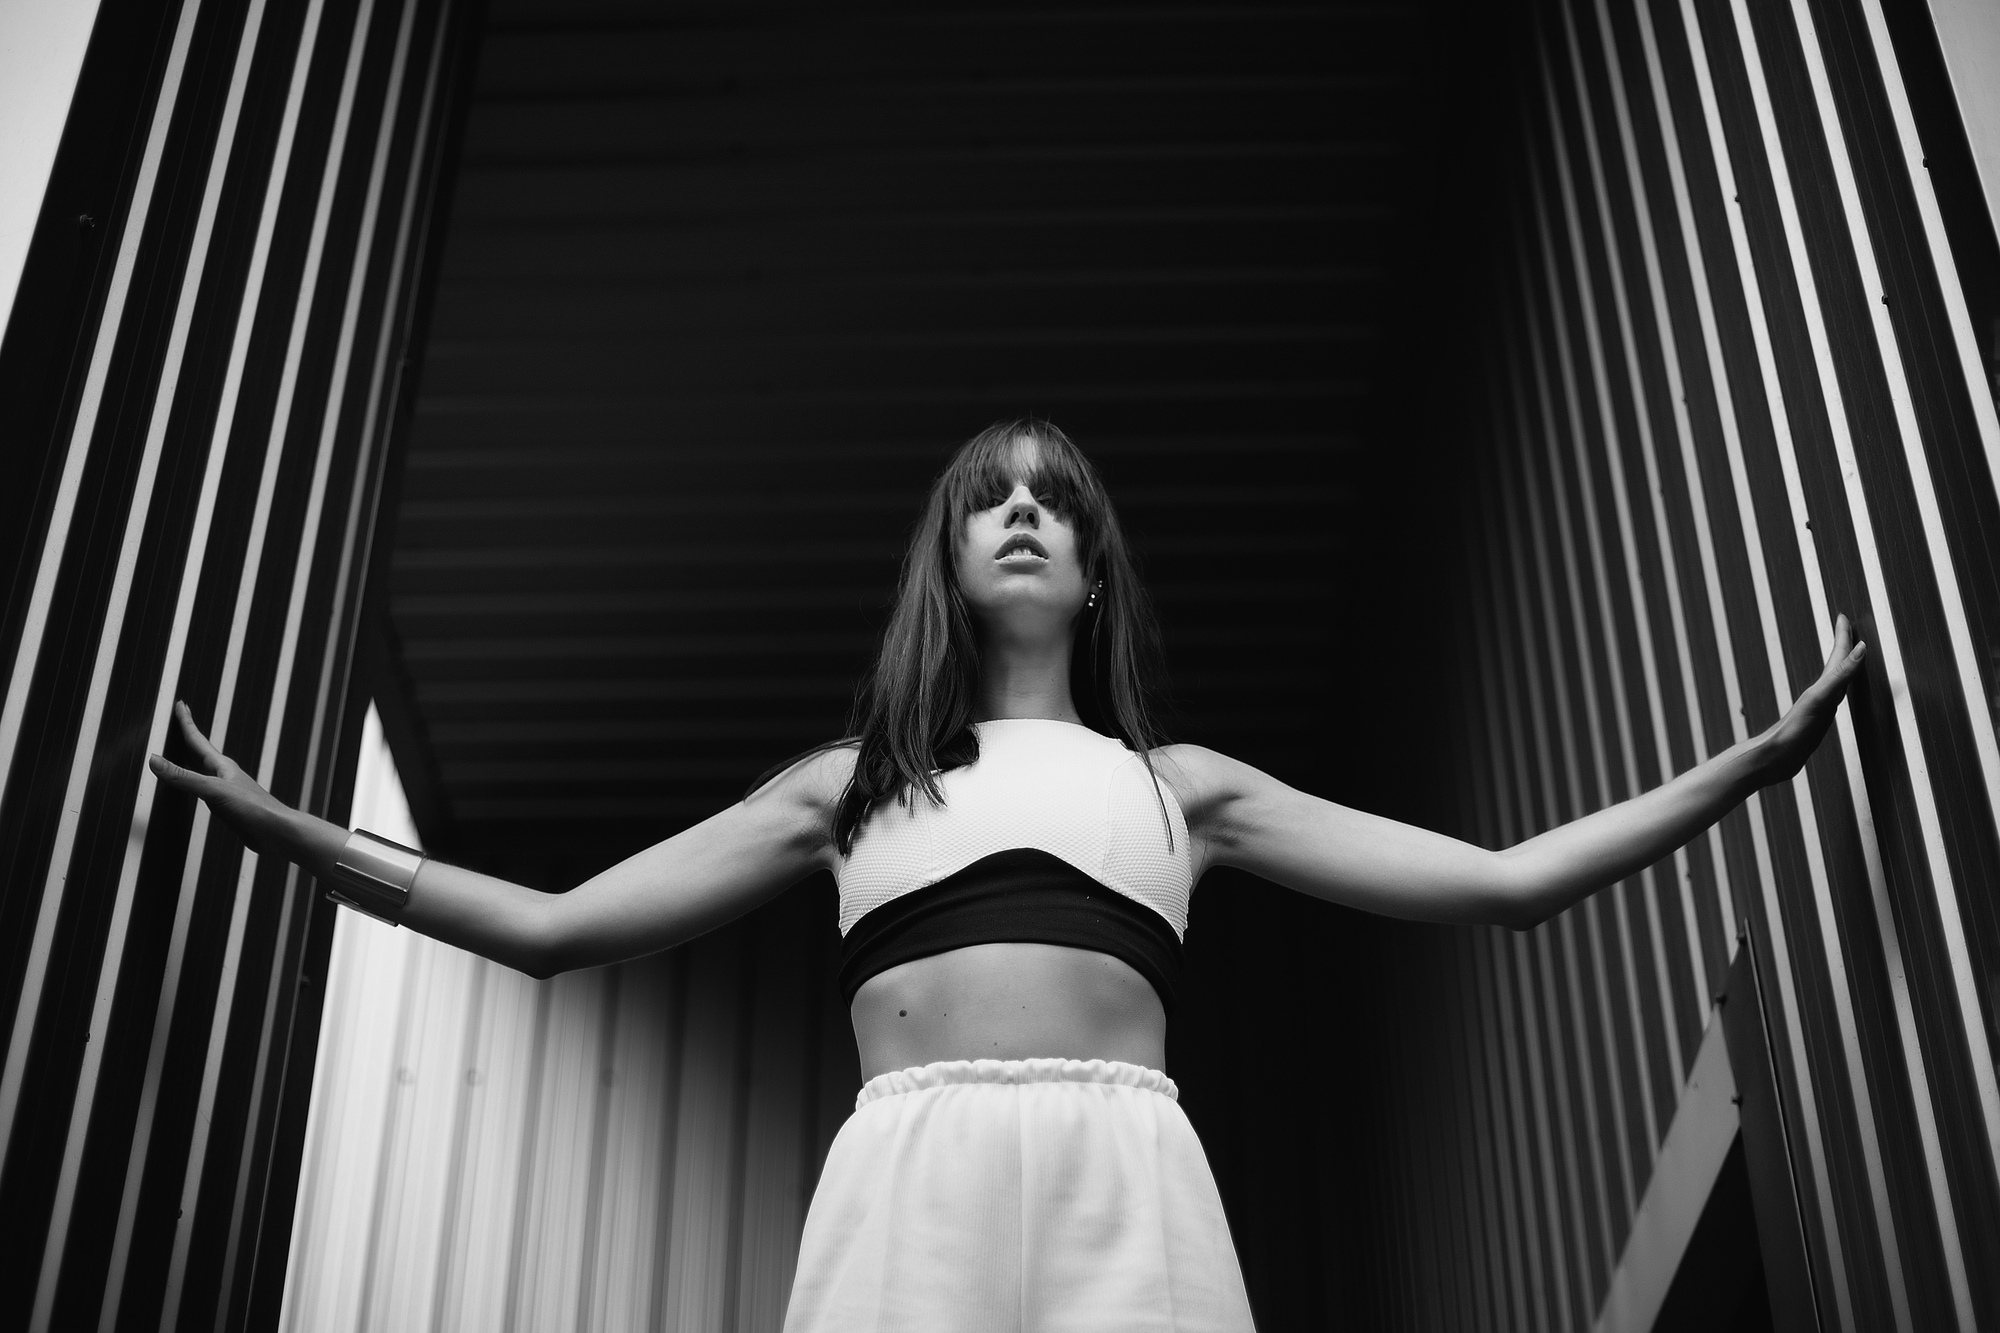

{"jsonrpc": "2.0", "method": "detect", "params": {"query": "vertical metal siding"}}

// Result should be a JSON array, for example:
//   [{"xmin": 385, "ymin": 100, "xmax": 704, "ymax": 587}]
[
  {"xmin": 0, "ymin": 0, "xmax": 471, "ymax": 1328},
  {"xmin": 283, "ymin": 716, "xmax": 853, "ymax": 1333},
  {"xmin": 285, "ymin": 930, "xmax": 842, "ymax": 1333},
  {"xmin": 1381, "ymin": 0, "xmax": 2000, "ymax": 1326}
]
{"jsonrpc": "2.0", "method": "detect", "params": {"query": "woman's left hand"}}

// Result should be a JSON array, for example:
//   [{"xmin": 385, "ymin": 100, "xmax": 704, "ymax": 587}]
[{"xmin": 1755, "ymin": 614, "xmax": 1868, "ymax": 785}]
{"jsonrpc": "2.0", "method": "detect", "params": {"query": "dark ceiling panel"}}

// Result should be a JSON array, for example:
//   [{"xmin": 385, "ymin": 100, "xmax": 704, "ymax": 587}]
[{"xmin": 390, "ymin": 0, "xmax": 1437, "ymax": 882}]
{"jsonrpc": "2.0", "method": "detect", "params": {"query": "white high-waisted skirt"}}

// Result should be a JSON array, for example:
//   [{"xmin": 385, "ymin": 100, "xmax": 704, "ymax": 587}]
[{"xmin": 783, "ymin": 1058, "xmax": 1256, "ymax": 1333}]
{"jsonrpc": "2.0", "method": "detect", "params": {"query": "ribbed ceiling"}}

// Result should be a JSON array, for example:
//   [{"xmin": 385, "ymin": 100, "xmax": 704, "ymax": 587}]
[{"xmin": 390, "ymin": 0, "xmax": 1441, "ymax": 883}]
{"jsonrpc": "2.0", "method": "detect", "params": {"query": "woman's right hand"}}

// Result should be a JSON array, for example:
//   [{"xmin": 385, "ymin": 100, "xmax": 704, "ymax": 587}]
[{"xmin": 149, "ymin": 701, "xmax": 312, "ymax": 861}]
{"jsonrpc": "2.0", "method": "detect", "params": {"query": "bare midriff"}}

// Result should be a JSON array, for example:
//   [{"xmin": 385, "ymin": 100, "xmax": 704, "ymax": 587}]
[{"xmin": 849, "ymin": 941, "xmax": 1168, "ymax": 1080}]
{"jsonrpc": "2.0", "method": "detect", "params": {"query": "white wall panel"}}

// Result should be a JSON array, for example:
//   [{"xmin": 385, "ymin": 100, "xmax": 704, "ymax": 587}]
[
  {"xmin": 282, "ymin": 708, "xmax": 848, "ymax": 1332},
  {"xmin": 0, "ymin": 0, "xmax": 101, "ymax": 342}
]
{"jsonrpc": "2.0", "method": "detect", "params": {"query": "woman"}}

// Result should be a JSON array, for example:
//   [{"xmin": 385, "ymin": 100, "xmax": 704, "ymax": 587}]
[{"xmin": 151, "ymin": 420, "xmax": 1865, "ymax": 1331}]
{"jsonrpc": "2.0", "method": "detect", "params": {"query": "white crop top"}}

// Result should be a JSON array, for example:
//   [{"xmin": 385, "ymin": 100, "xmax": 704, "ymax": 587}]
[{"xmin": 835, "ymin": 718, "xmax": 1194, "ymax": 937}]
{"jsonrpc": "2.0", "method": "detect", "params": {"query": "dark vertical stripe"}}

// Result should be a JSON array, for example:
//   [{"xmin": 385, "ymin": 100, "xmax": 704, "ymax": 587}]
[
  {"xmin": 720, "ymin": 919, "xmax": 761, "ymax": 1333},
  {"xmin": 497, "ymin": 980, "xmax": 552, "ymax": 1333},
  {"xmin": 27, "ymin": 0, "xmax": 280, "ymax": 1320},
  {"xmin": 794, "ymin": 911, "xmax": 829, "ymax": 1229},
  {"xmin": 0, "ymin": 0, "xmax": 465, "ymax": 1322},
  {"xmin": 425, "ymin": 958, "xmax": 489, "ymax": 1333},
  {"xmin": 91, "ymin": 0, "xmax": 336, "ymax": 1317},
  {"xmin": 647, "ymin": 952, "xmax": 692, "ymax": 1329},
  {"xmin": 0, "ymin": 0, "xmax": 209, "ymax": 1189},
  {"xmin": 213, "ymin": 3, "xmax": 439, "ymax": 1318},
  {"xmin": 1380, "ymin": 0, "xmax": 2000, "ymax": 1323},
  {"xmin": 158, "ymin": 0, "xmax": 391, "ymax": 1319},
  {"xmin": 349, "ymin": 935, "xmax": 423, "ymax": 1333},
  {"xmin": 0, "ymin": 0, "xmax": 204, "ymax": 823},
  {"xmin": 570, "ymin": 965, "xmax": 622, "ymax": 1333}
]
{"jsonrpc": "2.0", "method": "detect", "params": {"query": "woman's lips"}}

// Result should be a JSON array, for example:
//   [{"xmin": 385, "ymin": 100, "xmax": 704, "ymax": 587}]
[{"xmin": 994, "ymin": 535, "xmax": 1049, "ymax": 561}]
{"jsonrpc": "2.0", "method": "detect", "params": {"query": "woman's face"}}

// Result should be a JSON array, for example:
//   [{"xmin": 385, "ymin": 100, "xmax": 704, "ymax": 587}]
[{"xmin": 955, "ymin": 468, "xmax": 1091, "ymax": 641}]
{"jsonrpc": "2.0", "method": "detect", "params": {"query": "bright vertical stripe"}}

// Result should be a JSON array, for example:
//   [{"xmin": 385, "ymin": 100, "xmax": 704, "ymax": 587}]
[
  {"xmin": 0, "ymin": 0, "xmax": 207, "ymax": 1176},
  {"xmin": 1657, "ymin": 0, "xmax": 1972, "ymax": 1306},
  {"xmin": 1548, "ymin": 9, "xmax": 1724, "ymax": 1019},
  {"xmin": 1468, "ymin": 515, "xmax": 1542, "ymax": 1327},
  {"xmin": 0, "ymin": 0, "xmax": 467, "ymax": 1323},
  {"xmin": 1850, "ymin": 0, "xmax": 2000, "ymax": 505},
  {"xmin": 1779, "ymin": 0, "xmax": 2000, "ymax": 1189},
  {"xmin": 0, "ymin": 0, "xmax": 200, "ymax": 815},
  {"xmin": 92, "ymin": 1, "xmax": 335, "ymax": 1324},
  {"xmin": 1388, "ymin": 0, "xmax": 1998, "ymax": 1317},
  {"xmin": 1501, "ymin": 416, "xmax": 1624, "ymax": 1278},
  {"xmin": 1537, "ymin": 33, "xmax": 1709, "ymax": 1087},
  {"xmin": 1586, "ymin": 0, "xmax": 1908, "ymax": 1316},
  {"xmin": 208, "ymin": 0, "xmax": 434, "ymax": 1309},
  {"xmin": 1504, "ymin": 324, "xmax": 1656, "ymax": 1200},
  {"xmin": 156, "ymin": 2, "xmax": 385, "ymax": 1324},
  {"xmin": 1475, "ymin": 485, "xmax": 1564, "ymax": 1324},
  {"xmin": 1517, "ymin": 373, "xmax": 1644, "ymax": 1227},
  {"xmin": 1721, "ymin": 0, "xmax": 1996, "ymax": 1282},
  {"xmin": 1523, "ymin": 202, "xmax": 1671, "ymax": 1160},
  {"xmin": 1528, "ymin": 126, "xmax": 1692, "ymax": 1105},
  {"xmin": 25, "ymin": 0, "xmax": 276, "ymax": 1321}
]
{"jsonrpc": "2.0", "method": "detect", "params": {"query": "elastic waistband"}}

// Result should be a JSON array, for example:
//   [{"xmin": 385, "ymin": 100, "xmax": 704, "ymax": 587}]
[{"xmin": 855, "ymin": 1058, "xmax": 1178, "ymax": 1109}]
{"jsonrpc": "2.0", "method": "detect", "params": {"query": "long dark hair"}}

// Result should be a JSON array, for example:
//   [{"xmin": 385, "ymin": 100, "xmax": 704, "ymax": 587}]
[{"xmin": 759, "ymin": 420, "xmax": 1171, "ymax": 853}]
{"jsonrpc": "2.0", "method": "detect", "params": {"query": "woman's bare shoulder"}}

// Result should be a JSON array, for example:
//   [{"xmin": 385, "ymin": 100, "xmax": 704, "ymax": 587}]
[
  {"xmin": 732, "ymin": 742, "xmax": 860, "ymax": 872},
  {"xmin": 1146, "ymin": 742, "xmax": 1256, "ymax": 823},
  {"xmin": 748, "ymin": 741, "xmax": 859, "ymax": 816}
]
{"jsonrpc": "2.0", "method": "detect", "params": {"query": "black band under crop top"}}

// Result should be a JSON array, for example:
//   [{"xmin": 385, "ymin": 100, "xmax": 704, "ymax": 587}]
[{"xmin": 835, "ymin": 719, "xmax": 1194, "ymax": 1013}]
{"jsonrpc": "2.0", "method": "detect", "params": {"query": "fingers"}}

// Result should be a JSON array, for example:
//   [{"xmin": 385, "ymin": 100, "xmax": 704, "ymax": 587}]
[
  {"xmin": 172, "ymin": 700, "xmax": 228, "ymax": 773},
  {"xmin": 152, "ymin": 702, "xmax": 240, "ymax": 795},
  {"xmin": 1825, "ymin": 615, "xmax": 1866, "ymax": 672},
  {"xmin": 1801, "ymin": 615, "xmax": 1867, "ymax": 706},
  {"xmin": 1772, "ymin": 617, "xmax": 1858, "ymax": 724},
  {"xmin": 148, "ymin": 752, "xmax": 221, "ymax": 800}
]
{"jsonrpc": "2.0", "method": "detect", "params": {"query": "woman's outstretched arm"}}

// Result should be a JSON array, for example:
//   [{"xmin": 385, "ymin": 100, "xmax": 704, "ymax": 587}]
[
  {"xmin": 1165, "ymin": 616, "xmax": 1868, "ymax": 930},
  {"xmin": 148, "ymin": 704, "xmax": 850, "ymax": 976}
]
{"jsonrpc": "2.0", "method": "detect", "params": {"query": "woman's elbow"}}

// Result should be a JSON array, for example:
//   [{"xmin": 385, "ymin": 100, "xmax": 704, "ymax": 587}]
[
  {"xmin": 1480, "ymin": 863, "xmax": 1549, "ymax": 931},
  {"xmin": 507, "ymin": 897, "xmax": 566, "ymax": 979},
  {"xmin": 514, "ymin": 948, "xmax": 561, "ymax": 981},
  {"xmin": 525, "ymin": 922, "xmax": 588, "ymax": 979},
  {"xmin": 478, "ymin": 933, "xmax": 557, "ymax": 980},
  {"xmin": 1473, "ymin": 891, "xmax": 1544, "ymax": 932}
]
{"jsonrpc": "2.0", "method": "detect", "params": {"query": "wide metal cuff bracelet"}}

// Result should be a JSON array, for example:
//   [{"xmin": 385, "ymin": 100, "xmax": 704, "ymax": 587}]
[{"xmin": 325, "ymin": 829, "xmax": 424, "ymax": 925}]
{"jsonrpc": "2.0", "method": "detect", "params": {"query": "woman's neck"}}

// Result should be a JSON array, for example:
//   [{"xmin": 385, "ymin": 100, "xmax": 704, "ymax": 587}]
[{"xmin": 973, "ymin": 632, "xmax": 1081, "ymax": 723}]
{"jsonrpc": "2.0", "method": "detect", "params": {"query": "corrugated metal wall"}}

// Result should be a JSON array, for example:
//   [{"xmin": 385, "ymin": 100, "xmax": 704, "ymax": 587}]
[
  {"xmin": 0, "ymin": 0, "xmax": 474, "ymax": 1327},
  {"xmin": 281, "ymin": 707, "xmax": 856, "ymax": 1333},
  {"xmin": 1378, "ymin": 0, "xmax": 2000, "ymax": 1327}
]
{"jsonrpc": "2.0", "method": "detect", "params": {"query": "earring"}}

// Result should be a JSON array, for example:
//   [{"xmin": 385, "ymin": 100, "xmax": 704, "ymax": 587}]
[{"xmin": 1086, "ymin": 580, "xmax": 1102, "ymax": 610}]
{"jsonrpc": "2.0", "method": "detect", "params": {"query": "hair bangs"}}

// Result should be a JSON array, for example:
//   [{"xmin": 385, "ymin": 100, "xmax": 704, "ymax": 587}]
[{"xmin": 947, "ymin": 422, "xmax": 1106, "ymax": 563}]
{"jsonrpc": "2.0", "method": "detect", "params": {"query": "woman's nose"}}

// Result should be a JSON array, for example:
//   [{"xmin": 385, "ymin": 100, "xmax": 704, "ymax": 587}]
[{"xmin": 1004, "ymin": 488, "xmax": 1040, "ymax": 527}]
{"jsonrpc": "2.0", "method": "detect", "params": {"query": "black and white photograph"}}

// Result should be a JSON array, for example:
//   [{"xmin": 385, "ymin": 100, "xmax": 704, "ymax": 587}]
[{"xmin": 2, "ymin": 0, "xmax": 1998, "ymax": 1329}]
